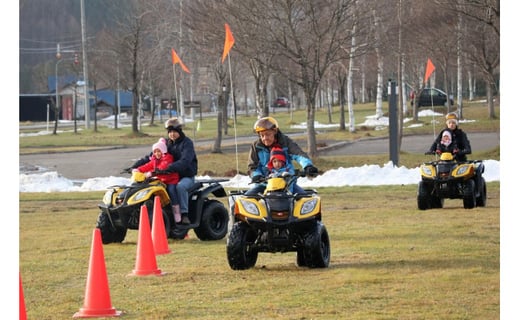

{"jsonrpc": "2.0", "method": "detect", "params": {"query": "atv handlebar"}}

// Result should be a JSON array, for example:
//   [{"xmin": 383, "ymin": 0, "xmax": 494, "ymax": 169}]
[{"xmin": 121, "ymin": 167, "xmax": 132, "ymax": 174}]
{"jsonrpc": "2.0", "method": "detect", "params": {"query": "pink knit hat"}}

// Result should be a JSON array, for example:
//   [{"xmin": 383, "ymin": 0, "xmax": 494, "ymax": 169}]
[{"xmin": 152, "ymin": 141, "xmax": 167, "ymax": 154}]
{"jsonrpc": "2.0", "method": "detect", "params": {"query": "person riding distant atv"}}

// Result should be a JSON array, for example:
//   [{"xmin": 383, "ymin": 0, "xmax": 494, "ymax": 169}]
[
  {"xmin": 426, "ymin": 112, "xmax": 471, "ymax": 162},
  {"xmin": 246, "ymin": 116, "xmax": 318, "ymax": 195},
  {"xmin": 126, "ymin": 117, "xmax": 198, "ymax": 225}
]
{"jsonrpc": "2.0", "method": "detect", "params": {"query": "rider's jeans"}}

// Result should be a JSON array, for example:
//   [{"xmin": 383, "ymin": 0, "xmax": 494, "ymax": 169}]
[{"xmin": 177, "ymin": 176, "xmax": 195, "ymax": 214}]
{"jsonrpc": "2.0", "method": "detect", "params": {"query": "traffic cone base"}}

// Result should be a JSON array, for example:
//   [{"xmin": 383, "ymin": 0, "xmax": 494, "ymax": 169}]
[
  {"xmin": 73, "ymin": 229, "xmax": 121, "ymax": 318},
  {"xmin": 130, "ymin": 205, "xmax": 165, "ymax": 276},
  {"xmin": 152, "ymin": 196, "xmax": 172, "ymax": 255},
  {"xmin": 73, "ymin": 307, "xmax": 122, "ymax": 318}
]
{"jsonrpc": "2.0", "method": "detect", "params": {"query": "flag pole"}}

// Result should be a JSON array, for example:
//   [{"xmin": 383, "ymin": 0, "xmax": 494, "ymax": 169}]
[
  {"xmin": 227, "ymin": 53, "xmax": 239, "ymax": 176},
  {"xmin": 172, "ymin": 64, "xmax": 179, "ymax": 118}
]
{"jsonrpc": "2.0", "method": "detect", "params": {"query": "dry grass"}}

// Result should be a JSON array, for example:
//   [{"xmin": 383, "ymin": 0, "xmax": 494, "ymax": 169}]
[{"xmin": 20, "ymin": 183, "xmax": 499, "ymax": 319}]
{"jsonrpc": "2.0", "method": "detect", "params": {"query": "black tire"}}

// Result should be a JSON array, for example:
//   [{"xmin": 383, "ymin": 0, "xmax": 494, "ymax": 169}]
[
  {"xmin": 296, "ymin": 248, "xmax": 307, "ymax": 267},
  {"xmin": 170, "ymin": 227, "xmax": 189, "ymax": 240},
  {"xmin": 226, "ymin": 222, "xmax": 258, "ymax": 270},
  {"xmin": 194, "ymin": 200, "xmax": 229, "ymax": 241},
  {"xmin": 417, "ymin": 181, "xmax": 432, "ymax": 210},
  {"xmin": 476, "ymin": 178, "xmax": 487, "ymax": 207},
  {"xmin": 463, "ymin": 179, "xmax": 476, "ymax": 209},
  {"xmin": 96, "ymin": 212, "xmax": 127, "ymax": 244},
  {"xmin": 431, "ymin": 195, "xmax": 444, "ymax": 209},
  {"xmin": 303, "ymin": 222, "xmax": 330, "ymax": 268}
]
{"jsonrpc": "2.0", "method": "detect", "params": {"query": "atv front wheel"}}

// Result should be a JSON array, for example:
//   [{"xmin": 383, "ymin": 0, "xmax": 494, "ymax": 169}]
[
  {"xmin": 170, "ymin": 228, "xmax": 189, "ymax": 240},
  {"xmin": 96, "ymin": 212, "xmax": 127, "ymax": 244},
  {"xmin": 226, "ymin": 222, "xmax": 258, "ymax": 270},
  {"xmin": 194, "ymin": 200, "xmax": 229, "ymax": 241},
  {"xmin": 476, "ymin": 178, "xmax": 487, "ymax": 207},
  {"xmin": 463, "ymin": 179, "xmax": 476, "ymax": 209},
  {"xmin": 417, "ymin": 181, "xmax": 432, "ymax": 210},
  {"xmin": 296, "ymin": 248, "xmax": 307, "ymax": 267},
  {"xmin": 303, "ymin": 222, "xmax": 330, "ymax": 268}
]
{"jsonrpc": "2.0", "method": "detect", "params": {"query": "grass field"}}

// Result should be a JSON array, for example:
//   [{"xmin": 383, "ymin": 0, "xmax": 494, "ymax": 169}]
[{"xmin": 19, "ymin": 183, "xmax": 499, "ymax": 319}]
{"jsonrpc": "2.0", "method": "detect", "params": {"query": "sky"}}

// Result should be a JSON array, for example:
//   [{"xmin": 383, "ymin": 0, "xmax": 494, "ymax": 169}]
[{"xmin": 19, "ymin": 109, "xmax": 500, "ymax": 193}]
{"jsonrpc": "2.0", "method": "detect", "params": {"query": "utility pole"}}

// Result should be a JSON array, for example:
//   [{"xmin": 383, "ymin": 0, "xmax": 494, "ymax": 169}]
[{"xmin": 80, "ymin": 0, "xmax": 90, "ymax": 129}]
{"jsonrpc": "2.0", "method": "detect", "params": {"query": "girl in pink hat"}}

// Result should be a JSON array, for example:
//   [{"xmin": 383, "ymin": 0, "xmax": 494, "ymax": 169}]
[{"xmin": 134, "ymin": 139, "xmax": 181, "ymax": 222}]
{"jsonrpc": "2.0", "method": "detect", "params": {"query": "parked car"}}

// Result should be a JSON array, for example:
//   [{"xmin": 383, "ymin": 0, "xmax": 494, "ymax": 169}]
[
  {"xmin": 273, "ymin": 97, "xmax": 290, "ymax": 108},
  {"xmin": 415, "ymin": 88, "xmax": 453, "ymax": 108}
]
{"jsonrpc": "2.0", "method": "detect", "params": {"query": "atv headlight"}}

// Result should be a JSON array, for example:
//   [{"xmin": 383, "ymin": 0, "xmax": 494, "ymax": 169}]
[
  {"xmin": 456, "ymin": 165, "xmax": 470, "ymax": 176},
  {"xmin": 134, "ymin": 189, "xmax": 152, "ymax": 202},
  {"xmin": 238, "ymin": 199, "xmax": 260, "ymax": 216},
  {"xmin": 103, "ymin": 190, "xmax": 114, "ymax": 204},
  {"xmin": 421, "ymin": 166, "xmax": 432, "ymax": 176},
  {"xmin": 300, "ymin": 198, "xmax": 318, "ymax": 215}
]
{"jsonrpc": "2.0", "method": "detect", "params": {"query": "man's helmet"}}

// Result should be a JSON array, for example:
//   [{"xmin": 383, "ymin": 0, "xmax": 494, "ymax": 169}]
[
  {"xmin": 445, "ymin": 112, "xmax": 458, "ymax": 121},
  {"xmin": 254, "ymin": 117, "xmax": 279, "ymax": 133},
  {"xmin": 164, "ymin": 117, "xmax": 183, "ymax": 131},
  {"xmin": 445, "ymin": 112, "xmax": 458, "ymax": 126}
]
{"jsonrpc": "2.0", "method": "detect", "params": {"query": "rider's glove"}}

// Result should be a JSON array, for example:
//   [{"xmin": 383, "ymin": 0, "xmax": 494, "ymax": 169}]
[
  {"xmin": 145, "ymin": 171, "xmax": 153, "ymax": 178},
  {"xmin": 304, "ymin": 165, "xmax": 319, "ymax": 177},
  {"xmin": 435, "ymin": 149, "xmax": 442, "ymax": 155},
  {"xmin": 251, "ymin": 175, "xmax": 262, "ymax": 183}
]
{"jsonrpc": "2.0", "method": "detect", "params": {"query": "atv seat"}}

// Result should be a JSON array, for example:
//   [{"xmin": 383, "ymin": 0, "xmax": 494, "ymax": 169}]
[{"xmin": 188, "ymin": 181, "xmax": 203, "ymax": 193}]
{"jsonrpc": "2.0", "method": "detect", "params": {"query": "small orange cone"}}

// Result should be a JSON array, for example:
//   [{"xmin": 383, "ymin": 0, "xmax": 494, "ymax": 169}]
[
  {"xmin": 20, "ymin": 273, "xmax": 27, "ymax": 320},
  {"xmin": 130, "ymin": 205, "xmax": 165, "ymax": 276},
  {"xmin": 73, "ymin": 229, "xmax": 122, "ymax": 318},
  {"xmin": 152, "ymin": 196, "xmax": 171, "ymax": 255}
]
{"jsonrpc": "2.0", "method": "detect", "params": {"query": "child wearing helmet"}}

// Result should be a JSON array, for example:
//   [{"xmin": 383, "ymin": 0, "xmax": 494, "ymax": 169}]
[
  {"xmin": 426, "ymin": 112, "xmax": 472, "ymax": 161},
  {"xmin": 246, "ymin": 116, "xmax": 318, "ymax": 195}
]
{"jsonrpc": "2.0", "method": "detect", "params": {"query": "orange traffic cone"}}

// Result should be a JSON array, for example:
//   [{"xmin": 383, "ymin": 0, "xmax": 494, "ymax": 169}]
[
  {"xmin": 130, "ymin": 205, "xmax": 165, "ymax": 276},
  {"xmin": 73, "ymin": 229, "xmax": 122, "ymax": 318},
  {"xmin": 20, "ymin": 273, "xmax": 27, "ymax": 320},
  {"xmin": 152, "ymin": 196, "xmax": 171, "ymax": 255}
]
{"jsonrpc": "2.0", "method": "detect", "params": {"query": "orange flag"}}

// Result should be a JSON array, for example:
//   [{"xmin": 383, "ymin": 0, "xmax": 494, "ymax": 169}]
[
  {"xmin": 171, "ymin": 48, "xmax": 190, "ymax": 73},
  {"xmin": 423, "ymin": 58, "xmax": 435, "ymax": 85},
  {"xmin": 221, "ymin": 23, "xmax": 235, "ymax": 63}
]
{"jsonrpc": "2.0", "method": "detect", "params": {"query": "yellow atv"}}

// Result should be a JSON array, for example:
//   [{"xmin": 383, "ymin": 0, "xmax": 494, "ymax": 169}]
[
  {"xmin": 227, "ymin": 171, "xmax": 330, "ymax": 270},
  {"xmin": 418, "ymin": 152, "xmax": 487, "ymax": 210},
  {"xmin": 96, "ymin": 171, "xmax": 229, "ymax": 244}
]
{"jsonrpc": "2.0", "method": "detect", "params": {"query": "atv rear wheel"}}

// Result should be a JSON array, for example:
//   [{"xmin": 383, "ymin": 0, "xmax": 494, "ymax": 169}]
[
  {"xmin": 194, "ymin": 200, "xmax": 229, "ymax": 241},
  {"xmin": 303, "ymin": 222, "xmax": 330, "ymax": 268},
  {"xmin": 226, "ymin": 222, "xmax": 258, "ymax": 270},
  {"xmin": 463, "ymin": 179, "xmax": 476, "ymax": 209},
  {"xmin": 417, "ymin": 181, "xmax": 432, "ymax": 210},
  {"xmin": 96, "ymin": 212, "xmax": 127, "ymax": 244}
]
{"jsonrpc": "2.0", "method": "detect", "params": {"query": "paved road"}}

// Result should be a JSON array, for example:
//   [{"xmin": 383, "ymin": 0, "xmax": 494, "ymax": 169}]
[{"xmin": 20, "ymin": 132, "xmax": 499, "ymax": 180}]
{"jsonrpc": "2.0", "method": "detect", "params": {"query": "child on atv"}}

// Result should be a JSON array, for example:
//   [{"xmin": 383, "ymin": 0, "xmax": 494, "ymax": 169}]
[
  {"xmin": 266, "ymin": 145, "xmax": 305, "ymax": 194},
  {"xmin": 133, "ymin": 139, "xmax": 181, "ymax": 223}
]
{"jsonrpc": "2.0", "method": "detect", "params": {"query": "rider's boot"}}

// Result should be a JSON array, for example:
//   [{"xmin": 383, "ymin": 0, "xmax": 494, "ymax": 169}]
[{"xmin": 172, "ymin": 205, "xmax": 181, "ymax": 223}]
